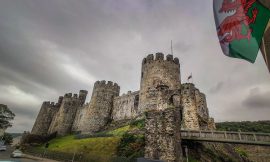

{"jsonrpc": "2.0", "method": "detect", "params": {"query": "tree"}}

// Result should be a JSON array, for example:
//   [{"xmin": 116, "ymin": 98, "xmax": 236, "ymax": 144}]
[
  {"xmin": 0, "ymin": 104, "xmax": 15, "ymax": 129},
  {"xmin": 2, "ymin": 133, "xmax": 13, "ymax": 145}
]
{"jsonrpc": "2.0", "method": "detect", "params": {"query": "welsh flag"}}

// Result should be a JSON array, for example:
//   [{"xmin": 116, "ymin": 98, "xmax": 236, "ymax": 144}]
[{"xmin": 213, "ymin": 0, "xmax": 270, "ymax": 63}]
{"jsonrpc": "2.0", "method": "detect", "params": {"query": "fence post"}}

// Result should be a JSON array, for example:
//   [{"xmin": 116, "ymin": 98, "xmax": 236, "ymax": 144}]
[
  {"xmin": 72, "ymin": 152, "xmax": 76, "ymax": 162},
  {"xmin": 238, "ymin": 132, "xmax": 242, "ymax": 140},
  {"xmin": 253, "ymin": 133, "xmax": 257, "ymax": 141},
  {"xmin": 224, "ymin": 131, "xmax": 227, "ymax": 139}
]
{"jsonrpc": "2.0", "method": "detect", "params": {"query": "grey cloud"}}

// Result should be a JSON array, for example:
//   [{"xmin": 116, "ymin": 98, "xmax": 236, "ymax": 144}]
[
  {"xmin": 208, "ymin": 81, "xmax": 224, "ymax": 94},
  {"xmin": 242, "ymin": 88, "xmax": 270, "ymax": 109},
  {"xmin": 0, "ymin": 0, "xmax": 270, "ymax": 133}
]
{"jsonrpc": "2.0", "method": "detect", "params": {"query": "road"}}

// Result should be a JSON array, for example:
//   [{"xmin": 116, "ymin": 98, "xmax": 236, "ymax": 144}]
[
  {"xmin": 0, "ymin": 146, "xmax": 36, "ymax": 162},
  {"xmin": 0, "ymin": 146, "xmax": 57, "ymax": 162}
]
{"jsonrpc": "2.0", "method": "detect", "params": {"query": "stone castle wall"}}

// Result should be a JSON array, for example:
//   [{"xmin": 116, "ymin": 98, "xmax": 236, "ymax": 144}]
[
  {"xmin": 208, "ymin": 117, "xmax": 216, "ymax": 130},
  {"xmin": 31, "ymin": 99, "xmax": 61, "ymax": 136},
  {"xmin": 71, "ymin": 103, "xmax": 88, "ymax": 132},
  {"xmin": 181, "ymin": 83, "xmax": 200, "ymax": 130},
  {"xmin": 195, "ymin": 89, "xmax": 209, "ymax": 130},
  {"xmin": 139, "ymin": 53, "xmax": 181, "ymax": 113},
  {"xmin": 145, "ymin": 107, "xmax": 182, "ymax": 162},
  {"xmin": 112, "ymin": 91, "xmax": 140, "ymax": 121},
  {"xmin": 47, "ymin": 90, "xmax": 87, "ymax": 136}
]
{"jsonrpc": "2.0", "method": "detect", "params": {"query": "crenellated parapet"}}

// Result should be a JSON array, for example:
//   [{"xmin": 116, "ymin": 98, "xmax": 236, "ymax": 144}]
[
  {"xmin": 142, "ymin": 53, "xmax": 180, "ymax": 65},
  {"xmin": 93, "ymin": 80, "xmax": 120, "ymax": 94}
]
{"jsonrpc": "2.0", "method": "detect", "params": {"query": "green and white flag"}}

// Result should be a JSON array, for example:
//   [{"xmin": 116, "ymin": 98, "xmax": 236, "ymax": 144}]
[{"xmin": 213, "ymin": 0, "xmax": 270, "ymax": 63}]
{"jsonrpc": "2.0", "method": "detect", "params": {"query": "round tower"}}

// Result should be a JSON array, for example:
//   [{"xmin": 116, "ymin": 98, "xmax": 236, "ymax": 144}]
[
  {"xmin": 31, "ymin": 101, "xmax": 59, "ymax": 136},
  {"xmin": 81, "ymin": 80, "xmax": 120, "ymax": 133},
  {"xmin": 139, "ymin": 53, "xmax": 181, "ymax": 112}
]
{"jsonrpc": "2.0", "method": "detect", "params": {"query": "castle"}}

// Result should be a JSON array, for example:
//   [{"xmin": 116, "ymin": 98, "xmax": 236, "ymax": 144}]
[{"xmin": 31, "ymin": 53, "xmax": 215, "ymax": 136}]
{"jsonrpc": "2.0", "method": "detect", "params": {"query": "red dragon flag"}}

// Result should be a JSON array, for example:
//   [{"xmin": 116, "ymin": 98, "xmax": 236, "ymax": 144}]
[{"xmin": 213, "ymin": 0, "xmax": 270, "ymax": 63}]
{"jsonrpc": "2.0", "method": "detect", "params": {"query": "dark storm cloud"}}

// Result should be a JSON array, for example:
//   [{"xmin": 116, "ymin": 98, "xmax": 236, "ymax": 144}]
[
  {"xmin": 0, "ymin": 0, "xmax": 269, "ymax": 132},
  {"xmin": 242, "ymin": 88, "xmax": 270, "ymax": 109}
]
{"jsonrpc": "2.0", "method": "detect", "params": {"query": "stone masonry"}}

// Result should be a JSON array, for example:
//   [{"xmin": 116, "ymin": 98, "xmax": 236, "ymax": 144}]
[
  {"xmin": 31, "ymin": 98, "xmax": 62, "ymax": 136},
  {"xmin": 31, "ymin": 53, "xmax": 215, "ymax": 137},
  {"xmin": 145, "ymin": 108, "xmax": 182, "ymax": 162},
  {"xmin": 139, "ymin": 53, "xmax": 181, "ymax": 113},
  {"xmin": 144, "ymin": 84, "xmax": 182, "ymax": 162},
  {"xmin": 79, "ymin": 81, "xmax": 120, "ymax": 133},
  {"xmin": 47, "ymin": 90, "xmax": 87, "ymax": 136}
]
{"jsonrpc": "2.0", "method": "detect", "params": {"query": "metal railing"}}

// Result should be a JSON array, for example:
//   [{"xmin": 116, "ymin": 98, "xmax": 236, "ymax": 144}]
[{"xmin": 181, "ymin": 130, "xmax": 270, "ymax": 146}]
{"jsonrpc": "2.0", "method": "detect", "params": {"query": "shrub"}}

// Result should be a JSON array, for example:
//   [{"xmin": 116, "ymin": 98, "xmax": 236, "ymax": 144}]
[
  {"xmin": 130, "ymin": 119, "xmax": 145, "ymax": 129},
  {"xmin": 2, "ymin": 133, "xmax": 13, "ymax": 145},
  {"xmin": 116, "ymin": 133, "xmax": 145, "ymax": 160},
  {"xmin": 235, "ymin": 147, "xmax": 248, "ymax": 158}
]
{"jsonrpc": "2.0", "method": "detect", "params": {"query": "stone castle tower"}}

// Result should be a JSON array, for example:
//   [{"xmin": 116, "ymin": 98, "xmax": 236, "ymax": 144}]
[
  {"xmin": 31, "ymin": 53, "xmax": 215, "ymax": 136},
  {"xmin": 78, "ymin": 81, "xmax": 120, "ymax": 133},
  {"xmin": 139, "ymin": 53, "xmax": 181, "ymax": 112}
]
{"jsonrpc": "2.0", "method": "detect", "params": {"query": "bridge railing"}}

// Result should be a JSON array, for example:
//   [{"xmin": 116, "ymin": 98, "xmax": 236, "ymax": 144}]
[{"xmin": 180, "ymin": 130, "xmax": 270, "ymax": 143}]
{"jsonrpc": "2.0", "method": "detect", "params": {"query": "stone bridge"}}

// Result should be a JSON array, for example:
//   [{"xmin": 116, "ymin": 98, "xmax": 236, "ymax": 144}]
[{"xmin": 181, "ymin": 130, "xmax": 270, "ymax": 146}]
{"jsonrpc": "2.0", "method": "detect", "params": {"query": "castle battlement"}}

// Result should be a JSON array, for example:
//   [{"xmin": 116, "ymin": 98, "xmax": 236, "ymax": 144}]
[
  {"xmin": 62, "ymin": 90, "xmax": 87, "ymax": 102},
  {"xmin": 42, "ymin": 101, "xmax": 61, "ymax": 108},
  {"xmin": 181, "ymin": 83, "xmax": 195, "ymax": 89},
  {"xmin": 142, "ymin": 53, "xmax": 179, "ymax": 65},
  {"xmin": 64, "ymin": 93, "xmax": 72, "ymax": 98},
  {"xmin": 116, "ymin": 90, "xmax": 139, "ymax": 98},
  {"xmin": 94, "ymin": 80, "xmax": 120, "ymax": 92}
]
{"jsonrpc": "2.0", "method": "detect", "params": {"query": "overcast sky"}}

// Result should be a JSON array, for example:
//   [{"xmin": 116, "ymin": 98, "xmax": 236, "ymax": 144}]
[{"xmin": 0, "ymin": 0, "xmax": 269, "ymax": 133}]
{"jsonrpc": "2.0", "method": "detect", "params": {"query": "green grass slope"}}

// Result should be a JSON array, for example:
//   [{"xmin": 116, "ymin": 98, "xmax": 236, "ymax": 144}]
[{"xmin": 37, "ymin": 123, "xmax": 141, "ymax": 161}]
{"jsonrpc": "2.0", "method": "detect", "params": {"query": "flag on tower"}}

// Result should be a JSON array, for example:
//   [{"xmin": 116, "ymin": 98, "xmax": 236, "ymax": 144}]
[
  {"xmin": 187, "ymin": 74, "xmax": 192, "ymax": 80},
  {"xmin": 213, "ymin": 0, "xmax": 270, "ymax": 63}
]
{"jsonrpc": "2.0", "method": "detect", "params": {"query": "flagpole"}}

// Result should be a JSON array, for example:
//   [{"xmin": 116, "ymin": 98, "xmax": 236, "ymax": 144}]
[
  {"xmin": 171, "ymin": 40, "xmax": 173, "ymax": 55},
  {"xmin": 261, "ymin": 35, "xmax": 269, "ymax": 70},
  {"xmin": 191, "ymin": 73, "xmax": 193, "ymax": 84}
]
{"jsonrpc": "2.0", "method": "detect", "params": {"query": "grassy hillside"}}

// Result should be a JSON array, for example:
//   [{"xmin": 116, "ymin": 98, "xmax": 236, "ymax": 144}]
[
  {"xmin": 32, "ymin": 123, "xmax": 144, "ymax": 161},
  {"xmin": 216, "ymin": 121, "xmax": 270, "ymax": 133},
  {"xmin": 45, "ymin": 135, "xmax": 120, "ymax": 161}
]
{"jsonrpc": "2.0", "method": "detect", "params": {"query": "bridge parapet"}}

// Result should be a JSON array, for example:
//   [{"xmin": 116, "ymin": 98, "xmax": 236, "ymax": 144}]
[{"xmin": 181, "ymin": 130, "xmax": 270, "ymax": 146}]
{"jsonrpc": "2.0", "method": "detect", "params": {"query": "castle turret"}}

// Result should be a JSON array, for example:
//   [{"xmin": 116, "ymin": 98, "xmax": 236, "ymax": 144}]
[
  {"xmin": 139, "ymin": 53, "xmax": 181, "ymax": 112},
  {"xmin": 80, "ymin": 80, "xmax": 120, "ymax": 133},
  {"xmin": 48, "ymin": 90, "xmax": 88, "ymax": 136},
  {"xmin": 79, "ymin": 90, "xmax": 88, "ymax": 105},
  {"xmin": 31, "ymin": 100, "xmax": 60, "ymax": 136},
  {"xmin": 181, "ymin": 83, "xmax": 200, "ymax": 130}
]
